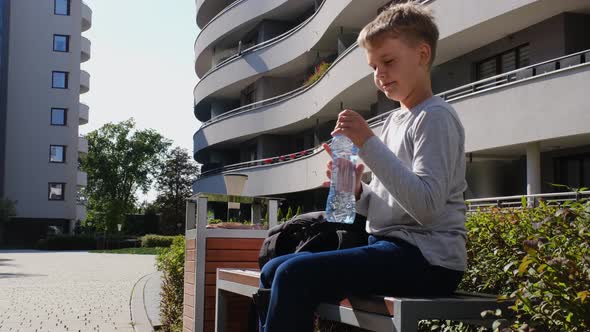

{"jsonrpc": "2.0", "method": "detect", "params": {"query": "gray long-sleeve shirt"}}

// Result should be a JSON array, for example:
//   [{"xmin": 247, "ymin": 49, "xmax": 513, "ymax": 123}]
[{"xmin": 355, "ymin": 95, "xmax": 468, "ymax": 271}]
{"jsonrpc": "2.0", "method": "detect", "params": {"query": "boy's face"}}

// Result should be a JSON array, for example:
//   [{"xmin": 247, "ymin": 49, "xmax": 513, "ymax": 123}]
[{"xmin": 365, "ymin": 36, "xmax": 429, "ymax": 102}]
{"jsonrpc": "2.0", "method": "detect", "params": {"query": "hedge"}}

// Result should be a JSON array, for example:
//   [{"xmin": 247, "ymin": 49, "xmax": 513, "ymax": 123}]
[
  {"xmin": 156, "ymin": 236, "xmax": 185, "ymax": 332},
  {"xmin": 36, "ymin": 235, "xmax": 142, "ymax": 250},
  {"xmin": 319, "ymin": 196, "xmax": 590, "ymax": 332},
  {"xmin": 140, "ymin": 234, "xmax": 176, "ymax": 248},
  {"xmin": 37, "ymin": 235, "xmax": 96, "ymax": 250},
  {"xmin": 157, "ymin": 198, "xmax": 589, "ymax": 332}
]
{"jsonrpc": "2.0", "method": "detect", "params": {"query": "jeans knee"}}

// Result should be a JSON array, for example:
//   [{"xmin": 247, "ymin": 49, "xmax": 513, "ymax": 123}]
[
  {"xmin": 260, "ymin": 266, "xmax": 273, "ymax": 288},
  {"xmin": 273, "ymin": 259, "xmax": 308, "ymax": 286}
]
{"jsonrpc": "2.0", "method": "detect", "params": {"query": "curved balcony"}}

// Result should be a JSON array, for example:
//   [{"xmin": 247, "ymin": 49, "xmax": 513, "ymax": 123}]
[
  {"xmin": 81, "ymin": 36, "xmax": 91, "ymax": 63},
  {"xmin": 79, "ymin": 103, "xmax": 89, "ymax": 125},
  {"xmin": 77, "ymin": 171, "xmax": 88, "ymax": 187},
  {"xmin": 193, "ymin": 43, "xmax": 373, "ymax": 158},
  {"xmin": 431, "ymin": 0, "xmax": 590, "ymax": 65},
  {"xmin": 194, "ymin": 0, "xmax": 315, "ymax": 78},
  {"xmin": 193, "ymin": 0, "xmax": 391, "ymax": 122},
  {"xmin": 194, "ymin": 50, "xmax": 590, "ymax": 196},
  {"xmin": 196, "ymin": 0, "xmax": 237, "ymax": 29},
  {"xmin": 193, "ymin": 0, "xmax": 589, "ymax": 153},
  {"xmin": 78, "ymin": 136, "xmax": 89, "ymax": 154},
  {"xmin": 80, "ymin": 70, "xmax": 90, "ymax": 94},
  {"xmin": 81, "ymin": 2, "xmax": 92, "ymax": 32}
]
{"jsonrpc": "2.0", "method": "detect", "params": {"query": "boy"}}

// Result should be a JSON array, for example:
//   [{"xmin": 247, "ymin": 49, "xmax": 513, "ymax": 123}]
[{"xmin": 258, "ymin": 2, "xmax": 468, "ymax": 331}]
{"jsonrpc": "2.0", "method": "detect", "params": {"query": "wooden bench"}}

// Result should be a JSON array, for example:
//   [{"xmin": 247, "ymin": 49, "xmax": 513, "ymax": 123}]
[{"xmin": 215, "ymin": 268, "xmax": 514, "ymax": 332}]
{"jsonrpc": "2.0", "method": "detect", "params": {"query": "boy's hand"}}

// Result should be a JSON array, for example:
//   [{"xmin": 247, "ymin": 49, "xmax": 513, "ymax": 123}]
[
  {"xmin": 330, "ymin": 109, "xmax": 375, "ymax": 149},
  {"xmin": 321, "ymin": 142, "xmax": 365, "ymax": 200}
]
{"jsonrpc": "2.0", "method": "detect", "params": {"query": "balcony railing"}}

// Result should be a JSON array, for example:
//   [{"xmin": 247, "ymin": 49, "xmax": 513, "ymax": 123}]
[
  {"xmin": 366, "ymin": 48, "xmax": 590, "ymax": 126},
  {"xmin": 195, "ymin": 48, "xmax": 590, "ymax": 181},
  {"xmin": 198, "ymin": 145, "xmax": 321, "ymax": 179},
  {"xmin": 195, "ymin": 0, "xmax": 327, "ymax": 82},
  {"xmin": 195, "ymin": 42, "xmax": 355, "ymax": 131},
  {"xmin": 196, "ymin": 0, "xmax": 435, "ymax": 128},
  {"xmin": 465, "ymin": 190, "xmax": 590, "ymax": 212}
]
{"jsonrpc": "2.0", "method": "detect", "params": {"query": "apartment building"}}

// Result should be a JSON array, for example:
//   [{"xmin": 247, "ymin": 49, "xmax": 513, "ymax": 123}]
[
  {"xmin": 192, "ymin": 0, "xmax": 590, "ymax": 212},
  {"xmin": 0, "ymin": 0, "xmax": 91, "ymax": 245}
]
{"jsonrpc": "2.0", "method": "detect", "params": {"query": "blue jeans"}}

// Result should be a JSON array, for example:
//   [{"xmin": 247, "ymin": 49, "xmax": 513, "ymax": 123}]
[{"xmin": 258, "ymin": 228, "xmax": 464, "ymax": 332}]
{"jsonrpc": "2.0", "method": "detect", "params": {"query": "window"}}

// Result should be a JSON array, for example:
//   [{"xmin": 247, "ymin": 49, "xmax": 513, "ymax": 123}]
[
  {"xmin": 53, "ymin": 35, "xmax": 69, "ymax": 52},
  {"xmin": 50, "ymin": 145, "xmax": 66, "ymax": 163},
  {"xmin": 476, "ymin": 44, "xmax": 531, "ymax": 80},
  {"xmin": 51, "ymin": 108, "xmax": 67, "ymax": 126},
  {"xmin": 52, "ymin": 71, "xmax": 68, "ymax": 89},
  {"xmin": 54, "ymin": 0, "xmax": 70, "ymax": 16},
  {"xmin": 49, "ymin": 183, "xmax": 65, "ymax": 200}
]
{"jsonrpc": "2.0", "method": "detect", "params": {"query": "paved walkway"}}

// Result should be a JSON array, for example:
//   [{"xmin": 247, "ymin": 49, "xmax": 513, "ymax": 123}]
[{"xmin": 0, "ymin": 250, "xmax": 158, "ymax": 332}]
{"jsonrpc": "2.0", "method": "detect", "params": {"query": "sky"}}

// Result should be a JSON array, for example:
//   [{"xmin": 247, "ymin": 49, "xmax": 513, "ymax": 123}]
[{"xmin": 81, "ymin": 0, "xmax": 201, "ymax": 202}]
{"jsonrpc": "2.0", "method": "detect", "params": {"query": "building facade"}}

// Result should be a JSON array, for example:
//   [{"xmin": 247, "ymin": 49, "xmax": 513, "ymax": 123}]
[
  {"xmin": 192, "ymin": 0, "xmax": 590, "ymax": 212},
  {"xmin": 1, "ymin": 0, "xmax": 91, "ymax": 245}
]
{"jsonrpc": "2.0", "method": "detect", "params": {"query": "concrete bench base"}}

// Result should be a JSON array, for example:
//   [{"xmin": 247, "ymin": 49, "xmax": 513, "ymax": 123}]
[{"xmin": 215, "ymin": 268, "xmax": 514, "ymax": 332}]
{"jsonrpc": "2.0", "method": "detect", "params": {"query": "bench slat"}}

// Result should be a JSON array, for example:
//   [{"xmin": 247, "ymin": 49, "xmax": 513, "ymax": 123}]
[{"xmin": 216, "ymin": 268, "xmax": 511, "ymax": 318}]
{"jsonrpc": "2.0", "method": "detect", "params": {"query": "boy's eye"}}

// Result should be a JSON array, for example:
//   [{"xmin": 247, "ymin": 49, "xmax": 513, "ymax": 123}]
[{"xmin": 385, "ymin": 59, "xmax": 394, "ymax": 65}]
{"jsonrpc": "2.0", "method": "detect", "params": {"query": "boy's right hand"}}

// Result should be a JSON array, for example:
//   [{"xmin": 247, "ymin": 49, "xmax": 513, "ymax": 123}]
[{"xmin": 321, "ymin": 142, "xmax": 365, "ymax": 200}]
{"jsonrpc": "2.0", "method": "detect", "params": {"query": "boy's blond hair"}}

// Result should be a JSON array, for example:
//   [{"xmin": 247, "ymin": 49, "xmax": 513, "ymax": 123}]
[{"xmin": 357, "ymin": 1, "xmax": 439, "ymax": 68}]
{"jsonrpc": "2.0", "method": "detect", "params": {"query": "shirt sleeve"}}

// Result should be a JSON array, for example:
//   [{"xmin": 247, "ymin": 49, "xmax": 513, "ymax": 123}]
[
  {"xmin": 357, "ymin": 108, "xmax": 461, "ymax": 226},
  {"xmin": 355, "ymin": 181, "xmax": 372, "ymax": 217}
]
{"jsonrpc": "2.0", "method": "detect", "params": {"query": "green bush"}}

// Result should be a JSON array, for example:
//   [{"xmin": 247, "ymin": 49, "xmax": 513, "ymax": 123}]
[
  {"xmin": 285, "ymin": 207, "xmax": 294, "ymax": 221},
  {"xmin": 37, "ymin": 235, "xmax": 96, "ymax": 250},
  {"xmin": 156, "ymin": 236, "xmax": 185, "ymax": 332},
  {"xmin": 140, "ymin": 234, "xmax": 176, "ymax": 248},
  {"xmin": 295, "ymin": 206, "xmax": 303, "ymax": 217},
  {"xmin": 416, "ymin": 196, "xmax": 590, "ymax": 332},
  {"xmin": 304, "ymin": 61, "xmax": 331, "ymax": 86},
  {"xmin": 319, "ymin": 195, "xmax": 590, "ymax": 332}
]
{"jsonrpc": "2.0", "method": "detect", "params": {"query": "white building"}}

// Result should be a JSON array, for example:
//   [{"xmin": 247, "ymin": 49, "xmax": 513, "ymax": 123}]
[
  {"xmin": 192, "ymin": 0, "xmax": 590, "ymax": 212},
  {"xmin": 0, "ymin": 0, "xmax": 91, "ymax": 245}
]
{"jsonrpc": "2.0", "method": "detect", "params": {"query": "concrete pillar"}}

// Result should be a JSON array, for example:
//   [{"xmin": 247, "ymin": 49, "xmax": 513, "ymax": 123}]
[
  {"xmin": 314, "ymin": 119, "xmax": 320, "ymax": 146},
  {"xmin": 526, "ymin": 142, "xmax": 541, "ymax": 206},
  {"xmin": 251, "ymin": 203, "xmax": 262, "ymax": 225}
]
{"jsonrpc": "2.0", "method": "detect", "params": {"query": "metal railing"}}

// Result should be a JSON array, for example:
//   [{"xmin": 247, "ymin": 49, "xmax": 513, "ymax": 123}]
[
  {"xmin": 195, "ymin": 0, "xmax": 327, "ymax": 84},
  {"xmin": 198, "ymin": 144, "xmax": 324, "ymax": 179},
  {"xmin": 195, "ymin": 42, "xmax": 356, "ymax": 132},
  {"xmin": 465, "ymin": 190, "xmax": 590, "ymax": 212},
  {"xmin": 196, "ymin": 0, "xmax": 435, "ymax": 128},
  {"xmin": 366, "ymin": 48, "xmax": 590, "ymax": 127},
  {"xmin": 195, "ymin": 48, "xmax": 590, "ymax": 180}
]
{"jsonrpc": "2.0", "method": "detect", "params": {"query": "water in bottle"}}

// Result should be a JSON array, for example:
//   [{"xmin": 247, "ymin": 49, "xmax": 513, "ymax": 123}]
[{"xmin": 325, "ymin": 134, "xmax": 359, "ymax": 224}]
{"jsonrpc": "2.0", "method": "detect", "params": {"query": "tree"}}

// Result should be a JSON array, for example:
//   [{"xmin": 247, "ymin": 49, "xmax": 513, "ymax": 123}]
[
  {"xmin": 277, "ymin": 207, "xmax": 284, "ymax": 223},
  {"xmin": 154, "ymin": 147, "xmax": 199, "ymax": 234},
  {"xmin": 295, "ymin": 206, "xmax": 303, "ymax": 217},
  {"xmin": 285, "ymin": 206, "xmax": 293, "ymax": 221},
  {"xmin": 80, "ymin": 119, "xmax": 171, "ymax": 233}
]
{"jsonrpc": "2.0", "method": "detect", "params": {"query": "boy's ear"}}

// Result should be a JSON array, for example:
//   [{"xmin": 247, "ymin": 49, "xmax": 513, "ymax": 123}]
[{"xmin": 417, "ymin": 42, "xmax": 432, "ymax": 68}]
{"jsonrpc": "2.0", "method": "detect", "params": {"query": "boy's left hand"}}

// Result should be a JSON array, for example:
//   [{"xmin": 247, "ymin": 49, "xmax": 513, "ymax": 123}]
[{"xmin": 331, "ymin": 109, "xmax": 375, "ymax": 148}]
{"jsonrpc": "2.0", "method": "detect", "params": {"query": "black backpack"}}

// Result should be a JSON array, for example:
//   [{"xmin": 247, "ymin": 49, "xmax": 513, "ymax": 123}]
[
  {"xmin": 257, "ymin": 211, "xmax": 368, "ymax": 270},
  {"xmin": 252, "ymin": 211, "xmax": 368, "ymax": 329}
]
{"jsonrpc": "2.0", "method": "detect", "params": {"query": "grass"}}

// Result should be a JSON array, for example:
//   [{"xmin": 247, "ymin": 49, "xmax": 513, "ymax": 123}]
[{"xmin": 89, "ymin": 247, "xmax": 165, "ymax": 255}]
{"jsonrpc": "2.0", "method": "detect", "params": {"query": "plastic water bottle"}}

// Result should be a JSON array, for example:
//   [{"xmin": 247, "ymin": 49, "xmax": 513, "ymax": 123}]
[{"xmin": 325, "ymin": 134, "xmax": 358, "ymax": 224}]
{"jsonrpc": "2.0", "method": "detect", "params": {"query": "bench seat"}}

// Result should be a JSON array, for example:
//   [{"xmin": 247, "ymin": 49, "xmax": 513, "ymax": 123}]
[{"xmin": 215, "ymin": 268, "xmax": 514, "ymax": 332}]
